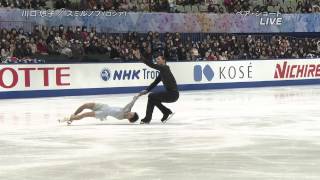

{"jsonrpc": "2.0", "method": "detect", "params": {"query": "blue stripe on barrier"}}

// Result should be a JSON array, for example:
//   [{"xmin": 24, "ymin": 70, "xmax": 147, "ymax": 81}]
[{"xmin": 1, "ymin": 79, "xmax": 320, "ymax": 99}]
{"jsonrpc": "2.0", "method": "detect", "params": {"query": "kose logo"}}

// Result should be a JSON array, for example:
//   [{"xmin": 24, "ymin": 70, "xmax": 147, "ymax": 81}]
[
  {"xmin": 194, "ymin": 65, "xmax": 214, "ymax": 81},
  {"xmin": 101, "ymin": 68, "xmax": 159, "ymax": 81},
  {"xmin": 194, "ymin": 64, "xmax": 253, "ymax": 82},
  {"xmin": 219, "ymin": 65, "xmax": 253, "ymax": 79}
]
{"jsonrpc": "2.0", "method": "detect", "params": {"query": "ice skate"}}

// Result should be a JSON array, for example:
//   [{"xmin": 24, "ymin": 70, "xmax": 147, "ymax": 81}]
[
  {"xmin": 58, "ymin": 116, "xmax": 70, "ymax": 123},
  {"xmin": 161, "ymin": 112, "xmax": 175, "ymax": 124},
  {"xmin": 140, "ymin": 118, "xmax": 150, "ymax": 124},
  {"xmin": 58, "ymin": 115, "xmax": 74, "ymax": 125}
]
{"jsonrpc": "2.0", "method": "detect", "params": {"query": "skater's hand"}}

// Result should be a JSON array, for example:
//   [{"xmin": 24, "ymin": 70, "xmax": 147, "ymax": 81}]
[{"xmin": 139, "ymin": 90, "xmax": 148, "ymax": 96}]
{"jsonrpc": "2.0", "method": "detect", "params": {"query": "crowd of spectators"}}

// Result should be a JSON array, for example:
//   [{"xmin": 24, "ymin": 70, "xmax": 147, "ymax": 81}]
[
  {"xmin": 0, "ymin": 0, "xmax": 319, "ymax": 13},
  {"xmin": 0, "ymin": 0, "xmax": 47, "ymax": 9},
  {"xmin": 1, "ymin": 25, "xmax": 320, "ymax": 63}
]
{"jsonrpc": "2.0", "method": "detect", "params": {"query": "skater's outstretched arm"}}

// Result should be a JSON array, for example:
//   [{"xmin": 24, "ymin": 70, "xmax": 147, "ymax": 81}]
[
  {"xmin": 145, "ymin": 75, "xmax": 161, "ymax": 92},
  {"xmin": 134, "ymin": 49, "xmax": 163, "ymax": 71},
  {"xmin": 141, "ymin": 58, "xmax": 163, "ymax": 71},
  {"xmin": 123, "ymin": 95, "xmax": 139, "ymax": 112},
  {"xmin": 138, "ymin": 72, "xmax": 161, "ymax": 97}
]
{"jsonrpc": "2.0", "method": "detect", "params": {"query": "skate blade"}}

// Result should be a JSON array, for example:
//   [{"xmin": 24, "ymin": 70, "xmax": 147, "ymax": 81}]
[
  {"xmin": 162, "ymin": 112, "xmax": 175, "ymax": 124},
  {"xmin": 58, "ymin": 117, "xmax": 72, "ymax": 125}
]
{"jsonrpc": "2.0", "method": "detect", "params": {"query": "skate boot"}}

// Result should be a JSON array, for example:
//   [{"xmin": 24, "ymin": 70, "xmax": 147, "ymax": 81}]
[
  {"xmin": 140, "ymin": 118, "xmax": 151, "ymax": 124},
  {"xmin": 161, "ymin": 111, "xmax": 174, "ymax": 124},
  {"xmin": 58, "ymin": 115, "xmax": 75, "ymax": 125}
]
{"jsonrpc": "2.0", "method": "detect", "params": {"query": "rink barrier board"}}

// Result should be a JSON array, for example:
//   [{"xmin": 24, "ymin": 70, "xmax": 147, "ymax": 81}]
[
  {"xmin": 1, "ymin": 59, "xmax": 320, "ymax": 91},
  {"xmin": 1, "ymin": 59, "xmax": 320, "ymax": 99},
  {"xmin": 1, "ymin": 79, "xmax": 320, "ymax": 99}
]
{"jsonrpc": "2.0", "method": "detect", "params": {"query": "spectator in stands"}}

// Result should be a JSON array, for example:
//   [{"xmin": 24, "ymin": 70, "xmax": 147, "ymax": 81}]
[
  {"xmin": 102, "ymin": 0, "xmax": 114, "ymax": 10},
  {"xmin": 17, "ymin": 28, "xmax": 26, "ymax": 40},
  {"xmin": 66, "ymin": 26, "xmax": 74, "ymax": 40},
  {"xmin": 88, "ymin": 0, "xmax": 97, "ymax": 10},
  {"xmin": 71, "ymin": 39, "xmax": 84, "ymax": 59},
  {"xmin": 32, "ymin": 25, "xmax": 42, "ymax": 39},
  {"xmin": 304, "ymin": 0, "xmax": 313, "ymax": 13},
  {"xmin": 58, "ymin": 24, "xmax": 65, "ymax": 37},
  {"xmin": 33, "ymin": 0, "xmax": 45, "ymax": 9},
  {"xmin": 28, "ymin": 38, "xmax": 37, "ymax": 55},
  {"xmin": 224, "ymin": 0, "xmax": 232, "ymax": 13},
  {"xmin": 317, "ymin": 40, "xmax": 320, "ymax": 54},
  {"xmin": 0, "ymin": 0, "xmax": 46, "ymax": 9},
  {"xmin": 119, "ymin": 42, "xmax": 130, "ymax": 61},
  {"xmin": 207, "ymin": 2, "xmax": 217, "ymax": 13},
  {"xmin": 81, "ymin": 26, "xmax": 89, "ymax": 40},
  {"xmin": 74, "ymin": 26, "xmax": 83, "ymax": 41},
  {"xmin": 177, "ymin": 45, "xmax": 187, "ymax": 61},
  {"xmin": 190, "ymin": 44, "xmax": 200, "ymax": 61},
  {"xmin": 13, "ymin": 42, "xmax": 24, "ymax": 59},
  {"xmin": 296, "ymin": 1, "xmax": 304, "ymax": 12},
  {"xmin": 46, "ymin": 30, "xmax": 55, "ymax": 45},
  {"xmin": 55, "ymin": 0, "xmax": 71, "ymax": 9},
  {"xmin": 2, "ymin": 25, "xmax": 320, "ymax": 63},
  {"xmin": 10, "ymin": 28, "xmax": 17, "ymax": 40},
  {"xmin": 205, "ymin": 49, "xmax": 214, "ymax": 61},
  {"xmin": 292, "ymin": 50, "xmax": 299, "ymax": 58},
  {"xmin": 109, "ymin": 36, "xmax": 121, "ymax": 59},
  {"xmin": 40, "ymin": 26, "xmax": 49, "ymax": 40},
  {"xmin": 219, "ymin": 51, "xmax": 228, "ymax": 60},
  {"xmin": 24, "ymin": 41, "xmax": 33, "ymax": 58},
  {"xmin": 36, "ymin": 38, "xmax": 48, "ymax": 55},
  {"xmin": 1, "ymin": 40, "xmax": 10, "ymax": 58},
  {"xmin": 57, "ymin": 34, "xmax": 72, "ymax": 57}
]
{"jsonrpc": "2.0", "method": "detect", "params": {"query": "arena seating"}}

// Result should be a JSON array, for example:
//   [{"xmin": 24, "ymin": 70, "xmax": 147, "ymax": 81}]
[{"xmin": 0, "ymin": 0, "xmax": 319, "ymax": 13}]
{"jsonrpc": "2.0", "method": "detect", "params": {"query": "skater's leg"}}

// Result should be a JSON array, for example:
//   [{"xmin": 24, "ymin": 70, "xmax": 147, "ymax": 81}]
[
  {"xmin": 149, "ymin": 92, "xmax": 179, "ymax": 114},
  {"xmin": 149, "ymin": 91, "xmax": 179, "ymax": 122},
  {"xmin": 142, "ymin": 95, "xmax": 156, "ymax": 123},
  {"xmin": 142, "ymin": 91, "xmax": 179, "ymax": 123},
  {"xmin": 74, "ymin": 103, "xmax": 96, "ymax": 115},
  {"xmin": 70, "ymin": 111, "xmax": 96, "ymax": 121},
  {"xmin": 150, "ymin": 95, "xmax": 170, "ymax": 114}
]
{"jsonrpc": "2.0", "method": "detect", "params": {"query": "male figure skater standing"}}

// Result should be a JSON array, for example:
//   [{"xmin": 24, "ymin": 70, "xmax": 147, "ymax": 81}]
[{"xmin": 137, "ymin": 53, "xmax": 179, "ymax": 124}]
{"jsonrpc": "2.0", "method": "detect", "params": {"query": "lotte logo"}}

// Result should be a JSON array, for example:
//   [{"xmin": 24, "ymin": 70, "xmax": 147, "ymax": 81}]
[
  {"xmin": 193, "ymin": 65, "xmax": 214, "ymax": 82},
  {"xmin": 0, "ymin": 67, "xmax": 70, "ymax": 88}
]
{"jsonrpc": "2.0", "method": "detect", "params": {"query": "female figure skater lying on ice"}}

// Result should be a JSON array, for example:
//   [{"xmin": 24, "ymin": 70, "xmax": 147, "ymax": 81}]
[{"xmin": 58, "ymin": 95, "xmax": 140, "ymax": 125}]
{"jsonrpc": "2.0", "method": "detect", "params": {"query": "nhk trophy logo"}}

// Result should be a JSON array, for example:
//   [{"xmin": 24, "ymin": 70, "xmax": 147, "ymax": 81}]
[
  {"xmin": 100, "ymin": 67, "xmax": 159, "ymax": 82},
  {"xmin": 100, "ymin": 68, "xmax": 111, "ymax": 81}
]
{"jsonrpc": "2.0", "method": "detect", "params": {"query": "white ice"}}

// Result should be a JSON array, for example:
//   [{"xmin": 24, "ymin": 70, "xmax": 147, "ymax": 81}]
[{"xmin": 1, "ymin": 86, "xmax": 320, "ymax": 180}]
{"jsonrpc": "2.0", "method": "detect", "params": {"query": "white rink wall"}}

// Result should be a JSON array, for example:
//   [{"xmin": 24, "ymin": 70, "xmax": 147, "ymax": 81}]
[{"xmin": 0, "ymin": 59, "xmax": 320, "ymax": 98}]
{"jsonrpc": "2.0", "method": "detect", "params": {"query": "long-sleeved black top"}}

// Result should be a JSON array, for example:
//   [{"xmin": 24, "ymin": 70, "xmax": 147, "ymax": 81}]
[{"xmin": 144, "ymin": 59, "xmax": 178, "ymax": 92}]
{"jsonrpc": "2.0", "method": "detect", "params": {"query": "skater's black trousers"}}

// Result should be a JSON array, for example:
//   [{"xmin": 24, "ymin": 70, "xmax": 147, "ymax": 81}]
[{"xmin": 144, "ymin": 91, "xmax": 179, "ymax": 122}]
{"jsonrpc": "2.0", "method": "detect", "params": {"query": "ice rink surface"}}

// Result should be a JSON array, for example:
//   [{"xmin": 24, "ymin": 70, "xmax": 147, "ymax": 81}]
[{"xmin": 1, "ymin": 86, "xmax": 320, "ymax": 180}]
